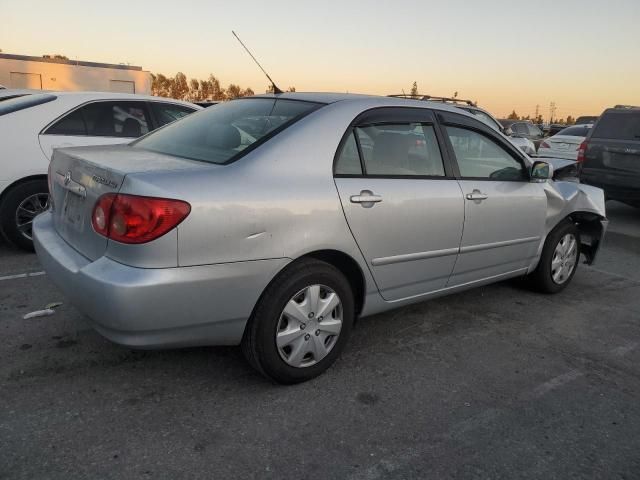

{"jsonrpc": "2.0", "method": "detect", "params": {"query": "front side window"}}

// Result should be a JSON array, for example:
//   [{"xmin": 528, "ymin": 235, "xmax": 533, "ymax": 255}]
[
  {"xmin": 150, "ymin": 102, "xmax": 196, "ymax": 127},
  {"xmin": 135, "ymin": 98, "xmax": 322, "ymax": 165},
  {"xmin": 80, "ymin": 101, "xmax": 150, "ymax": 137},
  {"xmin": 466, "ymin": 109, "xmax": 501, "ymax": 132},
  {"xmin": 353, "ymin": 123, "xmax": 445, "ymax": 176},
  {"xmin": 446, "ymin": 126, "xmax": 526, "ymax": 181}
]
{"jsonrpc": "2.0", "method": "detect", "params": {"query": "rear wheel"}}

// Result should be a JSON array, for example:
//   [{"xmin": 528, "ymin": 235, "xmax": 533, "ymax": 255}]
[
  {"xmin": 0, "ymin": 179, "xmax": 49, "ymax": 251},
  {"xmin": 527, "ymin": 221, "xmax": 580, "ymax": 293},
  {"xmin": 242, "ymin": 259, "xmax": 354, "ymax": 384}
]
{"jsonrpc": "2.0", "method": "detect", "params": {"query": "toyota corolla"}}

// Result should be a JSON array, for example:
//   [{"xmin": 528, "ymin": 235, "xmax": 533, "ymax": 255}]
[{"xmin": 34, "ymin": 93, "xmax": 607, "ymax": 384}]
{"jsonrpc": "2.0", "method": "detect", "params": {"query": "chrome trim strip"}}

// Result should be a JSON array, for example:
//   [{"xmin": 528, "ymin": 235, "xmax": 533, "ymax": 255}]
[
  {"xmin": 459, "ymin": 236, "xmax": 540, "ymax": 254},
  {"xmin": 371, "ymin": 247, "xmax": 459, "ymax": 266},
  {"xmin": 371, "ymin": 236, "xmax": 540, "ymax": 267}
]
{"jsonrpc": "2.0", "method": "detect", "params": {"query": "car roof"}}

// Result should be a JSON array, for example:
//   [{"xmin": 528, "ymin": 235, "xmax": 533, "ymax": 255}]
[
  {"xmin": 251, "ymin": 91, "xmax": 472, "ymax": 115},
  {"xmin": 45, "ymin": 91, "xmax": 200, "ymax": 107}
]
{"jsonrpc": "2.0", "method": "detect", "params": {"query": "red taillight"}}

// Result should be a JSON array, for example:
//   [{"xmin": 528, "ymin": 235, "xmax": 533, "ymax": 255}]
[
  {"xmin": 540, "ymin": 141, "xmax": 551, "ymax": 149},
  {"xmin": 577, "ymin": 140, "xmax": 588, "ymax": 163},
  {"xmin": 92, "ymin": 194, "xmax": 190, "ymax": 244}
]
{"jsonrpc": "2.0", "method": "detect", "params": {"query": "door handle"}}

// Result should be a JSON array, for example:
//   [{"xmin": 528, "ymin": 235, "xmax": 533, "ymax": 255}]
[
  {"xmin": 465, "ymin": 190, "xmax": 488, "ymax": 201},
  {"xmin": 350, "ymin": 190, "xmax": 383, "ymax": 207}
]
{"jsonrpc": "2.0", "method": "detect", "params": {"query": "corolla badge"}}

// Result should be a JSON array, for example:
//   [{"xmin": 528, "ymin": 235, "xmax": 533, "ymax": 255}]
[{"xmin": 91, "ymin": 175, "xmax": 118, "ymax": 189}]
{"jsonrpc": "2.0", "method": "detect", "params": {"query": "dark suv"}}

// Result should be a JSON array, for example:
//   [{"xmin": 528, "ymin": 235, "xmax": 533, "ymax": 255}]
[{"xmin": 579, "ymin": 106, "xmax": 640, "ymax": 208}]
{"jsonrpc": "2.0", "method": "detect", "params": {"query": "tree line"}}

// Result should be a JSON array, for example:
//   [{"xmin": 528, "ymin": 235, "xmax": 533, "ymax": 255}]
[
  {"xmin": 151, "ymin": 72, "xmax": 296, "ymax": 101},
  {"xmin": 507, "ymin": 110, "xmax": 575, "ymax": 125}
]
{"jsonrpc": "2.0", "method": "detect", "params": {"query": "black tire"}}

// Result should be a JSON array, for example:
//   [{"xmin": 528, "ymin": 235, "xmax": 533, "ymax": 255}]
[
  {"xmin": 527, "ymin": 220, "xmax": 581, "ymax": 294},
  {"xmin": 242, "ymin": 258, "xmax": 355, "ymax": 384},
  {"xmin": 0, "ymin": 179, "xmax": 49, "ymax": 251}
]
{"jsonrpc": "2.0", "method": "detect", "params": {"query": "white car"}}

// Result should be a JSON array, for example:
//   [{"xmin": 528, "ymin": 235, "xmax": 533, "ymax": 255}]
[
  {"xmin": 0, "ymin": 91, "xmax": 200, "ymax": 250},
  {"xmin": 537, "ymin": 124, "xmax": 592, "ymax": 161}
]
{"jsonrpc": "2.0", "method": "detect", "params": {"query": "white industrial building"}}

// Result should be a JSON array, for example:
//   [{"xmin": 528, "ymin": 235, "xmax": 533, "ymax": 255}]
[{"xmin": 0, "ymin": 53, "xmax": 151, "ymax": 94}]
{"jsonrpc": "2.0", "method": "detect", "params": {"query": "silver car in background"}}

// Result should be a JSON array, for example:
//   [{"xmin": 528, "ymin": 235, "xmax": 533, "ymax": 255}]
[{"xmin": 34, "ymin": 93, "xmax": 607, "ymax": 384}]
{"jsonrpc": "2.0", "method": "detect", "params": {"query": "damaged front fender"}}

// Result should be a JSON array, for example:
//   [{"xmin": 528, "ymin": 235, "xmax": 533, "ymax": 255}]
[{"xmin": 540, "ymin": 180, "xmax": 608, "ymax": 266}]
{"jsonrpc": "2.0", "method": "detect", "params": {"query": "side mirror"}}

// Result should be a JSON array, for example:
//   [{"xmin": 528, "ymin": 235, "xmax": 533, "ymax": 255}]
[
  {"xmin": 531, "ymin": 161, "xmax": 553, "ymax": 182},
  {"xmin": 503, "ymin": 127, "xmax": 513, "ymax": 136}
]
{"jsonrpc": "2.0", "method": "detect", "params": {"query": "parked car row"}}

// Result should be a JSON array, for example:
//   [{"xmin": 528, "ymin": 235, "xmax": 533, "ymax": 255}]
[{"xmin": 0, "ymin": 90, "xmax": 201, "ymax": 249}]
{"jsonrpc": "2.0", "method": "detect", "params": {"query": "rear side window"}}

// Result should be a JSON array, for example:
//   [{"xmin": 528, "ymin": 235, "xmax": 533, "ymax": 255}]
[
  {"xmin": 134, "ymin": 98, "xmax": 323, "ymax": 165},
  {"xmin": 592, "ymin": 112, "xmax": 640, "ymax": 141},
  {"xmin": 45, "ymin": 101, "xmax": 151, "ymax": 137},
  {"xmin": 0, "ymin": 94, "xmax": 56, "ymax": 116},
  {"xmin": 446, "ymin": 126, "xmax": 526, "ymax": 181},
  {"xmin": 355, "ymin": 124, "xmax": 445, "ymax": 176},
  {"xmin": 335, "ymin": 133, "xmax": 362, "ymax": 175},
  {"xmin": 150, "ymin": 102, "xmax": 196, "ymax": 127},
  {"xmin": 81, "ymin": 102, "xmax": 151, "ymax": 137},
  {"xmin": 46, "ymin": 109, "xmax": 86, "ymax": 135}
]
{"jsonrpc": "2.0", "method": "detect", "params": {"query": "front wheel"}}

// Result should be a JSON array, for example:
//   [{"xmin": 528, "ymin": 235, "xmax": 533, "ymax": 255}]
[
  {"xmin": 0, "ymin": 179, "xmax": 49, "ymax": 251},
  {"xmin": 242, "ymin": 259, "xmax": 354, "ymax": 384},
  {"xmin": 527, "ymin": 221, "xmax": 580, "ymax": 293}
]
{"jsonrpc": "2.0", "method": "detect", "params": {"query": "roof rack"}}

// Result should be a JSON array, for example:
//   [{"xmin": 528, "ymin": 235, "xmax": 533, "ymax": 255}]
[
  {"xmin": 388, "ymin": 94, "xmax": 476, "ymax": 106},
  {"xmin": 614, "ymin": 104, "xmax": 640, "ymax": 109}
]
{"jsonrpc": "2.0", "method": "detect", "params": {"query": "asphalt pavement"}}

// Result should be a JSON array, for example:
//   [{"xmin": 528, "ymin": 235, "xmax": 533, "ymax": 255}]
[{"xmin": 1, "ymin": 202, "xmax": 639, "ymax": 479}]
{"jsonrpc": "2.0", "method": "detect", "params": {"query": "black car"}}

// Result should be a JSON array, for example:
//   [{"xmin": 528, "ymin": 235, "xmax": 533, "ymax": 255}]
[
  {"xmin": 575, "ymin": 115, "xmax": 599, "ymax": 125},
  {"xmin": 547, "ymin": 124, "xmax": 567, "ymax": 137},
  {"xmin": 498, "ymin": 119, "xmax": 545, "ymax": 149},
  {"xmin": 579, "ymin": 106, "xmax": 640, "ymax": 208}
]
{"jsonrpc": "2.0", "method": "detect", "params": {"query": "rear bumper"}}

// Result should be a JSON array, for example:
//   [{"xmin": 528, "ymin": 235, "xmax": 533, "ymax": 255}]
[{"xmin": 33, "ymin": 212, "xmax": 289, "ymax": 348}]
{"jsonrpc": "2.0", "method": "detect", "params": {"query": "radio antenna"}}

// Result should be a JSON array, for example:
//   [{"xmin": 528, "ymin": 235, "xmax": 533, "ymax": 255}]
[{"xmin": 232, "ymin": 30, "xmax": 283, "ymax": 94}]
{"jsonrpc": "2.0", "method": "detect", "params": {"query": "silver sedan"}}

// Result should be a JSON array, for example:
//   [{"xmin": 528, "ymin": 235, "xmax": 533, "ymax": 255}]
[{"xmin": 34, "ymin": 93, "xmax": 608, "ymax": 383}]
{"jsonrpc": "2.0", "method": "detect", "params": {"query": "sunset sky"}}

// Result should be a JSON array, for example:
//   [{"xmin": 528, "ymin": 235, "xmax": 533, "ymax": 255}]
[{"xmin": 2, "ymin": 0, "xmax": 639, "ymax": 119}]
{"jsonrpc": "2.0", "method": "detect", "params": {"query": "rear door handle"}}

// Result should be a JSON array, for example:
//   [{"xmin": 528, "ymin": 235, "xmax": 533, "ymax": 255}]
[
  {"xmin": 350, "ymin": 190, "xmax": 383, "ymax": 207},
  {"xmin": 465, "ymin": 190, "xmax": 488, "ymax": 201}
]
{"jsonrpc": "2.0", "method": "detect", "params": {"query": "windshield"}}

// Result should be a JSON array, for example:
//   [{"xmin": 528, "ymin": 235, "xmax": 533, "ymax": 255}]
[
  {"xmin": 556, "ymin": 125, "xmax": 590, "ymax": 137},
  {"xmin": 0, "ymin": 93, "xmax": 56, "ymax": 116},
  {"xmin": 134, "ymin": 98, "xmax": 323, "ymax": 164},
  {"xmin": 465, "ymin": 109, "xmax": 501, "ymax": 131}
]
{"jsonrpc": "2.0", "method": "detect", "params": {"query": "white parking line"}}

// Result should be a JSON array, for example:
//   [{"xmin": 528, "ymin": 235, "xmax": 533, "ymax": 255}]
[
  {"xmin": 0, "ymin": 271, "xmax": 46, "ymax": 282},
  {"xmin": 530, "ymin": 370, "xmax": 584, "ymax": 398}
]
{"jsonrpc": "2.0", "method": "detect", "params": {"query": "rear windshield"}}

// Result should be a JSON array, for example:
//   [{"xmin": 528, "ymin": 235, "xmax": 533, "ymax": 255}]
[
  {"xmin": 0, "ymin": 94, "xmax": 56, "ymax": 116},
  {"xmin": 592, "ymin": 111, "xmax": 640, "ymax": 141},
  {"xmin": 556, "ymin": 125, "xmax": 590, "ymax": 137},
  {"xmin": 134, "ymin": 98, "xmax": 323, "ymax": 164}
]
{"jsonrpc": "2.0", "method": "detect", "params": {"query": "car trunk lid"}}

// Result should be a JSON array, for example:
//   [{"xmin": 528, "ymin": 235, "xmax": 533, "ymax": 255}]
[
  {"xmin": 49, "ymin": 144, "xmax": 206, "ymax": 260},
  {"xmin": 546, "ymin": 135, "xmax": 583, "ymax": 152}
]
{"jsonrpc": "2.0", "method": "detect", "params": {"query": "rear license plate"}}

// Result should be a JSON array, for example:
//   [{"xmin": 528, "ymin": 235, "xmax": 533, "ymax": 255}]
[{"xmin": 62, "ymin": 192, "xmax": 85, "ymax": 232}]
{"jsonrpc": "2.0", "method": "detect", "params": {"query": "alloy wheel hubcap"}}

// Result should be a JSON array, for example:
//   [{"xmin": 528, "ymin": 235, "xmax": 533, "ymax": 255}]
[
  {"xmin": 15, "ymin": 193, "xmax": 49, "ymax": 241},
  {"xmin": 551, "ymin": 233, "xmax": 578, "ymax": 284},
  {"xmin": 276, "ymin": 284, "xmax": 343, "ymax": 368}
]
